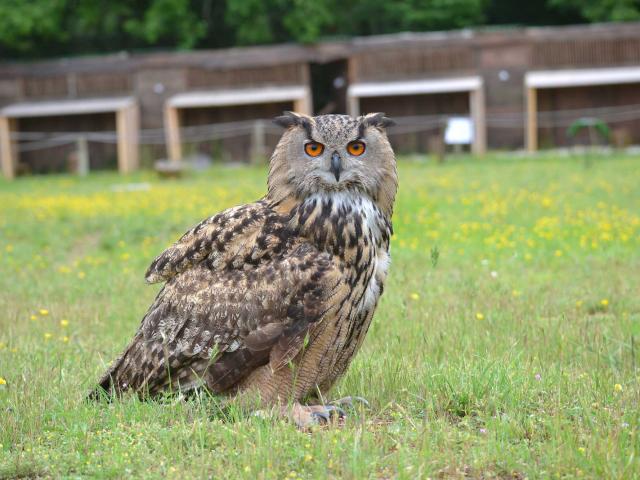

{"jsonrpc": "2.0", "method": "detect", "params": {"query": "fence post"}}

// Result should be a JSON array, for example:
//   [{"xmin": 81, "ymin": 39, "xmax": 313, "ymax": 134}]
[
  {"xmin": 76, "ymin": 135, "xmax": 89, "ymax": 176},
  {"xmin": 164, "ymin": 105, "xmax": 183, "ymax": 162},
  {"xmin": 293, "ymin": 87, "xmax": 313, "ymax": 115},
  {"xmin": 526, "ymin": 87, "xmax": 538, "ymax": 152},
  {"xmin": 347, "ymin": 95, "xmax": 360, "ymax": 117},
  {"xmin": 250, "ymin": 120, "xmax": 267, "ymax": 164},
  {"xmin": 470, "ymin": 86, "xmax": 486, "ymax": 156},
  {"xmin": 0, "ymin": 116, "xmax": 17, "ymax": 179}
]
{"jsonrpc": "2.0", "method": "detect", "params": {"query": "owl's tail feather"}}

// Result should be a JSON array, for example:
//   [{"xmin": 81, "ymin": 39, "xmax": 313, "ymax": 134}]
[
  {"xmin": 87, "ymin": 372, "xmax": 116, "ymax": 401},
  {"xmin": 86, "ymin": 333, "xmax": 149, "ymax": 401}
]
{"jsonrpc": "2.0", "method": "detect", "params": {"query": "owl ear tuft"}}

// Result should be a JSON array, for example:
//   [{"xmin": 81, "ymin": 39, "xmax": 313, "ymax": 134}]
[
  {"xmin": 273, "ymin": 111, "xmax": 312, "ymax": 131},
  {"xmin": 361, "ymin": 112, "xmax": 395, "ymax": 130}
]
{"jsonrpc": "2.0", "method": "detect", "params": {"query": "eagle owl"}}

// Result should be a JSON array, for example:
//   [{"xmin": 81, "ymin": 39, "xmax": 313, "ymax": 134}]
[{"xmin": 92, "ymin": 112, "xmax": 397, "ymax": 426}]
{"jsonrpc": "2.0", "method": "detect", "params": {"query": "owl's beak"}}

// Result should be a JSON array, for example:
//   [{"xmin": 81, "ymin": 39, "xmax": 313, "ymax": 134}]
[{"xmin": 330, "ymin": 151, "xmax": 342, "ymax": 182}]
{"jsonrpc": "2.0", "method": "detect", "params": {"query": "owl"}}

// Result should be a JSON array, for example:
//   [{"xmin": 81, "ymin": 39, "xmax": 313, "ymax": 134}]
[{"xmin": 91, "ymin": 112, "xmax": 397, "ymax": 427}]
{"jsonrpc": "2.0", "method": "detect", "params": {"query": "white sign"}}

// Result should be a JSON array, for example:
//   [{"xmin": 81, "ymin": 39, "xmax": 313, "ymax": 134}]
[{"xmin": 445, "ymin": 117, "xmax": 474, "ymax": 145}]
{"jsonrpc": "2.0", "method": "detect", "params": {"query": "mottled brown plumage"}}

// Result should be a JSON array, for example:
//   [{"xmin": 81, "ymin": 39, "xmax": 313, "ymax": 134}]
[{"xmin": 93, "ymin": 112, "xmax": 397, "ymax": 424}]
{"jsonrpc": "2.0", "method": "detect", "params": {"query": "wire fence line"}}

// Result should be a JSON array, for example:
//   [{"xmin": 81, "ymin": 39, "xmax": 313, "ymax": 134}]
[
  {"xmin": 9, "ymin": 103, "xmax": 640, "ymax": 152},
  {"xmin": 10, "ymin": 118, "xmax": 286, "ymax": 152},
  {"xmin": 487, "ymin": 103, "xmax": 640, "ymax": 128}
]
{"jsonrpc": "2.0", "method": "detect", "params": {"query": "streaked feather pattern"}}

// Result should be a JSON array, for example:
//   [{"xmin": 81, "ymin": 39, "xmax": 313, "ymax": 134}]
[{"xmin": 92, "ymin": 113, "xmax": 396, "ymax": 406}]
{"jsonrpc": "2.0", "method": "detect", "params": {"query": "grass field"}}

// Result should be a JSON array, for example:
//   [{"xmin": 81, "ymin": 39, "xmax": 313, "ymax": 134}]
[{"xmin": 1, "ymin": 154, "xmax": 639, "ymax": 479}]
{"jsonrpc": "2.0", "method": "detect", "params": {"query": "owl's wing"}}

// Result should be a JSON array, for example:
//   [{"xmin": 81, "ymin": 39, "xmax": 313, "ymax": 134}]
[
  {"xmin": 93, "ymin": 240, "xmax": 343, "ymax": 398},
  {"xmin": 144, "ymin": 201, "xmax": 269, "ymax": 284}
]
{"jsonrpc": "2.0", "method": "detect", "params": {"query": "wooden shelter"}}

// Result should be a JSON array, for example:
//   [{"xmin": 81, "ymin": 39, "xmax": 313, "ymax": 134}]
[
  {"xmin": 0, "ymin": 97, "xmax": 138, "ymax": 179},
  {"xmin": 0, "ymin": 44, "xmax": 327, "ymax": 177},
  {"xmin": 345, "ymin": 32, "xmax": 485, "ymax": 155},
  {"xmin": 346, "ymin": 22, "xmax": 640, "ymax": 152},
  {"xmin": 164, "ymin": 84, "xmax": 312, "ymax": 161},
  {"xmin": 347, "ymin": 76, "xmax": 486, "ymax": 155},
  {"xmin": 525, "ymin": 66, "xmax": 640, "ymax": 151}
]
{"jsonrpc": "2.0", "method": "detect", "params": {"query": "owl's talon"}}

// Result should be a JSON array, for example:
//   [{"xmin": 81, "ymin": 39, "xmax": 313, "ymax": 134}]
[
  {"xmin": 284, "ymin": 403, "xmax": 348, "ymax": 428},
  {"xmin": 324, "ymin": 405, "xmax": 346, "ymax": 418},
  {"xmin": 311, "ymin": 411, "xmax": 331, "ymax": 423}
]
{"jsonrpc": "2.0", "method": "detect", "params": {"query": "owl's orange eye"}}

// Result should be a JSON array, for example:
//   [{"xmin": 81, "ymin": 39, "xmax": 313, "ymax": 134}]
[
  {"xmin": 347, "ymin": 141, "xmax": 365, "ymax": 156},
  {"xmin": 304, "ymin": 142, "xmax": 324, "ymax": 157}
]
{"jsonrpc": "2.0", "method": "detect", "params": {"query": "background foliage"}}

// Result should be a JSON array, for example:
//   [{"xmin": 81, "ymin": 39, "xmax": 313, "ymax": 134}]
[{"xmin": 0, "ymin": 0, "xmax": 638, "ymax": 59}]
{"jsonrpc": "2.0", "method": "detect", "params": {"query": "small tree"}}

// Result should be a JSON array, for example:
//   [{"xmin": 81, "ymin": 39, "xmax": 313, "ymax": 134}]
[
  {"xmin": 567, "ymin": 117, "xmax": 611, "ymax": 168},
  {"xmin": 567, "ymin": 117, "xmax": 611, "ymax": 146}
]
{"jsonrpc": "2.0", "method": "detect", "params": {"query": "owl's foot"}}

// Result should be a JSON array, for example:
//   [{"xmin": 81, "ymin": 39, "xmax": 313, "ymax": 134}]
[{"xmin": 283, "ymin": 402, "xmax": 346, "ymax": 429}]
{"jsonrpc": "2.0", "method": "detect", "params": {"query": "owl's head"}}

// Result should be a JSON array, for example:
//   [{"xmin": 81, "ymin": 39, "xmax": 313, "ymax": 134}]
[{"xmin": 267, "ymin": 112, "xmax": 397, "ymax": 216}]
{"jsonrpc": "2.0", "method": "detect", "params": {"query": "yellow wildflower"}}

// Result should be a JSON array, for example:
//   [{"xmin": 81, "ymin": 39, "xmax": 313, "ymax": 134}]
[
  {"xmin": 578, "ymin": 447, "xmax": 586, "ymax": 454},
  {"xmin": 409, "ymin": 293, "xmax": 420, "ymax": 301},
  {"xmin": 614, "ymin": 384, "xmax": 623, "ymax": 393},
  {"xmin": 30, "ymin": 314, "xmax": 38, "ymax": 320},
  {"xmin": 476, "ymin": 312, "xmax": 484, "ymax": 320},
  {"xmin": 554, "ymin": 250, "xmax": 563, "ymax": 257},
  {"xmin": 39, "ymin": 309, "xmax": 49, "ymax": 316},
  {"xmin": 60, "ymin": 319, "xmax": 69, "ymax": 327},
  {"xmin": 44, "ymin": 333, "xmax": 53, "ymax": 340},
  {"xmin": 61, "ymin": 336, "xmax": 70, "ymax": 343},
  {"xmin": 0, "ymin": 377, "xmax": 6, "ymax": 385},
  {"xmin": 600, "ymin": 299, "xmax": 609, "ymax": 307},
  {"xmin": 77, "ymin": 271, "xmax": 86, "ymax": 279}
]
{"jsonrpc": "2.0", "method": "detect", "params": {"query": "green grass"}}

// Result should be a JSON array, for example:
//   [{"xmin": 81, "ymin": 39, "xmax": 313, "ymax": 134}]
[{"xmin": 1, "ymin": 154, "xmax": 639, "ymax": 479}]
